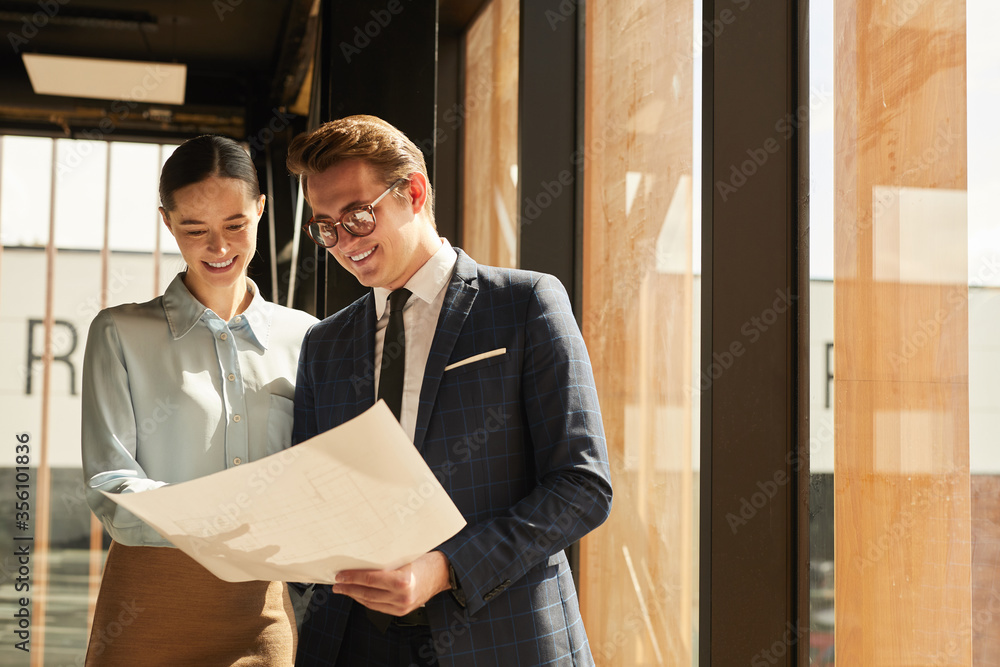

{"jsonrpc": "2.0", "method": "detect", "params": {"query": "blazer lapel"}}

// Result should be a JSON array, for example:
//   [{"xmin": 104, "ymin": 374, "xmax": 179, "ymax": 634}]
[
  {"xmin": 413, "ymin": 249, "xmax": 479, "ymax": 450},
  {"xmin": 352, "ymin": 292, "xmax": 378, "ymax": 412}
]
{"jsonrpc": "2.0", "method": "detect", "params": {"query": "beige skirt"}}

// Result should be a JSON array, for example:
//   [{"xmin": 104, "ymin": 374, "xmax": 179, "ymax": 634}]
[{"xmin": 85, "ymin": 542, "xmax": 296, "ymax": 666}]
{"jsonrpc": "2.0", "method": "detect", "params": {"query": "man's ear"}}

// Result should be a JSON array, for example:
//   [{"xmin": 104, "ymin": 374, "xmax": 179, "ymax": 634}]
[
  {"xmin": 405, "ymin": 172, "xmax": 429, "ymax": 215},
  {"xmin": 159, "ymin": 207, "xmax": 173, "ymax": 234}
]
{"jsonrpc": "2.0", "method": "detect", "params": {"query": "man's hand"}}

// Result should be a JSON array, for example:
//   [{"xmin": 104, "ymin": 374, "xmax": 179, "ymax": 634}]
[{"xmin": 331, "ymin": 550, "xmax": 451, "ymax": 616}]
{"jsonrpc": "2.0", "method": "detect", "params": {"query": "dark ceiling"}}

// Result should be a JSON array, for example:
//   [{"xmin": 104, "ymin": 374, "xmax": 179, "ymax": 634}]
[
  {"xmin": 0, "ymin": 0, "xmax": 490, "ymax": 142},
  {"xmin": 0, "ymin": 0, "xmax": 315, "ymax": 140}
]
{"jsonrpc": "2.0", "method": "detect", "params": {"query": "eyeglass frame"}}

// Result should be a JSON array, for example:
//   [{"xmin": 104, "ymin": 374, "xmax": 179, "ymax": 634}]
[{"xmin": 302, "ymin": 177, "xmax": 407, "ymax": 248}]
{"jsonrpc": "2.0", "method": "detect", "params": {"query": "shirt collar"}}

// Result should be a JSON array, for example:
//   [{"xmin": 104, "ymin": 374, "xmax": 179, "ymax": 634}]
[
  {"xmin": 162, "ymin": 273, "xmax": 272, "ymax": 350},
  {"xmin": 373, "ymin": 238, "xmax": 458, "ymax": 319}
]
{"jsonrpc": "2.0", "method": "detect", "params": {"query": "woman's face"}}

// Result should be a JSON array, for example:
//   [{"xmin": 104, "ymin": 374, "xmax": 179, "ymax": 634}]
[{"xmin": 160, "ymin": 176, "xmax": 265, "ymax": 303}]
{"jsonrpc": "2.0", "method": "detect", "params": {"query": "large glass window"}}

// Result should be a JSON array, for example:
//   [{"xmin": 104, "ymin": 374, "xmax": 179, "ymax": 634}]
[
  {"xmin": 461, "ymin": 0, "xmax": 519, "ymax": 269},
  {"xmin": 579, "ymin": 1, "xmax": 701, "ymax": 663},
  {"xmin": 810, "ymin": 1, "xmax": 1000, "ymax": 663},
  {"xmin": 0, "ymin": 135, "xmax": 180, "ymax": 664}
]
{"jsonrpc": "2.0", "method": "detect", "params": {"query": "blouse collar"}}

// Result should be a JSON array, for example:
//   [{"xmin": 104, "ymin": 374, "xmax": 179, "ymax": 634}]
[{"xmin": 161, "ymin": 273, "xmax": 272, "ymax": 350}]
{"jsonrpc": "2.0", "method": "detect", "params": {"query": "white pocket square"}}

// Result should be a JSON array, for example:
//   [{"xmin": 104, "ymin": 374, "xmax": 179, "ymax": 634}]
[{"xmin": 444, "ymin": 348, "xmax": 507, "ymax": 372}]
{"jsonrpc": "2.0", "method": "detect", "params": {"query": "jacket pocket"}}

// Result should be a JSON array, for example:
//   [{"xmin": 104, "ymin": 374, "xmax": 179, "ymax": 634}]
[{"xmin": 444, "ymin": 349, "xmax": 509, "ymax": 376}]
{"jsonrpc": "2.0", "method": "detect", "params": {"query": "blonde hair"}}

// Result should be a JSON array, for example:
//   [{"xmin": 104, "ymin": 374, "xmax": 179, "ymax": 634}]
[{"xmin": 286, "ymin": 115, "xmax": 434, "ymax": 223}]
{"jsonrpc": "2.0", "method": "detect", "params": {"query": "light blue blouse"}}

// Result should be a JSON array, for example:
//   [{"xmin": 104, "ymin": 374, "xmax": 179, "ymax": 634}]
[{"xmin": 82, "ymin": 273, "xmax": 318, "ymax": 547}]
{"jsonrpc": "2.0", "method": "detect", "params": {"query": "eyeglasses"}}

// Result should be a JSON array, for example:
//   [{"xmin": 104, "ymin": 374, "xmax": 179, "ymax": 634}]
[{"xmin": 302, "ymin": 178, "xmax": 406, "ymax": 248}]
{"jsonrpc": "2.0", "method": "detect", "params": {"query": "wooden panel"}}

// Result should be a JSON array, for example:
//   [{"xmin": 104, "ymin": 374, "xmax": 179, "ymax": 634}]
[
  {"xmin": 834, "ymin": 1, "xmax": 971, "ymax": 664},
  {"xmin": 461, "ymin": 0, "xmax": 519, "ymax": 268},
  {"xmin": 580, "ymin": 0, "xmax": 695, "ymax": 664},
  {"xmin": 971, "ymin": 475, "xmax": 1000, "ymax": 664}
]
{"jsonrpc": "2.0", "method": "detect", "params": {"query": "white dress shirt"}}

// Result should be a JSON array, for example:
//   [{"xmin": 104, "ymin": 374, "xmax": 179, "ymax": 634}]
[{"xmin": 372, "ymin": 238, "xmax": 458, "ymax": 442}]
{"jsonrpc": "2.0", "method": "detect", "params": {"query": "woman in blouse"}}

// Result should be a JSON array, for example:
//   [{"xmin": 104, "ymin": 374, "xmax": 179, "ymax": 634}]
[{"xmin": 81, "ymin": 135, "xmax": 317, "ymax": 666}]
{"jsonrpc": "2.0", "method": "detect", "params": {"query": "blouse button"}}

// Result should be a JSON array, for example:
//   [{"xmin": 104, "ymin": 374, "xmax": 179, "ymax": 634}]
[
  {"xmin": 233, "ymin": 457, "xmax": 242, "ymax": 465},
  {"xmin": 233, "ymin": 414, "xmax": 241, "ymax": 422},
  {"xmin": 234, "ymin": 316, "xmax": 242, "ymax": 323},
  {"xmin": 220, "ymin": 333, "xmax": 228, "ymax": 341},
  {"xmin": 228, "ymin": 373, "xmax": 236, "ymax": 382}
]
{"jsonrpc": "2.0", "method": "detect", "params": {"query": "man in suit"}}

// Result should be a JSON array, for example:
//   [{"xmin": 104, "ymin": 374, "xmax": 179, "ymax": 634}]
[{"xmin": 286, "ymin": 115, "xmax": 612, "ymax": 667}]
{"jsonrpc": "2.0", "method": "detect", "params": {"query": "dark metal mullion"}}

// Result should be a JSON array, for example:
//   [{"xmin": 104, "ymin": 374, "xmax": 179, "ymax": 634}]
[
  {"xmin": 315, "ymin": 0, "xmax": 332, "ymax": 318},
  {"xmin": 784, "ymin": 2, "xmax": 805, "ymax": 663},
  {"xmin": 796, "ymin": 0, "xmax": 811, "ymax": 664},
  {"xmin": 314, "ymin": 0, "xmax": 439, "ymax": 317},
  {"xmin": 454, "ymin": 29, "xmax": 467, "ymax": 249},
  {"xmin": 308, "ymin": 15, "xmax": 325, "ymax": 320},
  {"xmin": 434, "ymin": 23, "xmax": 462, "ymax": 246},
  {"xmin": 517, "ymin": 0, "xmax": 577, "ymax": 300},
  {"xmin": 572, "ymin": 0, "xmax": 585, "ymax": 319},
  {"xmin": 699, "ymin": 0, "xmax": 716, "ymax": 659},
  {"xmin": 701, "ymin": 0, "xmax": 804, "ymax": 664},
  {"xmin": 517, "ymin": 0, "xmax": 581, "ymax": 585}
]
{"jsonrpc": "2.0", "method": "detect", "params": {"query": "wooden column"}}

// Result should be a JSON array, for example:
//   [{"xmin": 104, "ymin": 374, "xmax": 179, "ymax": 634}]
[{"xmin": 834, "ymin": 1, "xmax": 970, "ymax": 664}]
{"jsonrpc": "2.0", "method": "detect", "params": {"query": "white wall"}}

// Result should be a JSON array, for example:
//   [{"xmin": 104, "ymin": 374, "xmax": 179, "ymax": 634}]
[{"xmin": 0, "ymin": 248, "xmax": 185, "ymax": 467}]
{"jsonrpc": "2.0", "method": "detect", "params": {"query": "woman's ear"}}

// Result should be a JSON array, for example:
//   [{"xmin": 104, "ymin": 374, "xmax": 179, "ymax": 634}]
[{"xmin": 257, "ymin": 194, "xmax": 266, "ymax": 217}]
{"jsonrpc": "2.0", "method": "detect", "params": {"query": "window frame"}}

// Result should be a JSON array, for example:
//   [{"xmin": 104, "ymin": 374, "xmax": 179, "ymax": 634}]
[{"xmin": 700, "ymin": 0, "xmax": 809, "ymax": 664}]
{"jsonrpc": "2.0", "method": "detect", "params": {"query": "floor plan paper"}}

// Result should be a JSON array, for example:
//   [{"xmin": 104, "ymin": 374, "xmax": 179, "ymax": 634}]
[{"xmin": 103, "ymin": 401, "xmax": 466, "ymax": 584}]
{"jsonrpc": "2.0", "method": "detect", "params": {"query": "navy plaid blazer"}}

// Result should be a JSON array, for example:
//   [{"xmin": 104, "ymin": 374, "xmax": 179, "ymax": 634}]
[{"xmin": 292, "ymin": 249, "xmax": 613, "ymax": 666}]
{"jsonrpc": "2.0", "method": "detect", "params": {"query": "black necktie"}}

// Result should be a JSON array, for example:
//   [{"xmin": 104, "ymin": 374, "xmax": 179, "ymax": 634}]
[
  {"xmin": 378, "ymin": 287, "xmax": 410, "ymax": 421},
  {"xmin": 368, "ymin": 289, "xmax": 411, "ymax": 633}
]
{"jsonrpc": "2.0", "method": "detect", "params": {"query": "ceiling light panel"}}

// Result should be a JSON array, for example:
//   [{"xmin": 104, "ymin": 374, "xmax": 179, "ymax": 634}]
[{"xmin": 22, "ymin": 54, "xmax": 186, "ymax": 105}]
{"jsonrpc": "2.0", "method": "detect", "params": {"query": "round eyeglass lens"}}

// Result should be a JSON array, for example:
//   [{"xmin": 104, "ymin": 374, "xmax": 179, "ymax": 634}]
[
  {"xmin": 343, "ymin": 210, "xmax": 376, "ymax": 236},
  {"xmin": 310, "ymin": 222, "xmax": 337, "ymax": 247}
]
